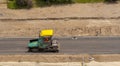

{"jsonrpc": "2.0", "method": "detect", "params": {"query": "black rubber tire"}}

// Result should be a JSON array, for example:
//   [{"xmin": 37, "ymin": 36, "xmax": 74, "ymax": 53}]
[
  {"xmin": 28, "ymin": 48, "xmax": 32, "ymax": 52},
  {"xmin": 56, "ymin": 50, "xmax": 59, "ymax": 53},
  {"xmin": 39, "ymin": 49, "xmax": 44, "ymax": 52},
  {"xmin": 52, "ymin": 50, "xmax": 59, "ymax": 53}
]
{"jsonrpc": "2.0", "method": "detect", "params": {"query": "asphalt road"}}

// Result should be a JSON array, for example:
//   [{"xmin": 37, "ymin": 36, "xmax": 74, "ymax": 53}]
[{"xmin": 0, "ymin": 37, "xmax": 120, "ymax": 54}]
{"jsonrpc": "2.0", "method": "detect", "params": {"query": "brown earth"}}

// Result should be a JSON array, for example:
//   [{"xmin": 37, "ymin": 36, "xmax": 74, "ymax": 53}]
[
  {"xmin": 0, "ymin": 54, "xmax": 90, "ymax": 62},
  {"xmin": 0, "ymin": 3, "xmax": 120, "ymax": 19},
  {"xmin": 0, "ymin": 19, "xmax": 120, "ymax": 37},
  {"xmin": 0, "ymin": 54, "xmax": 120, "ymax": 62},
  {"xmin": 0, "ymin": 3, "xmax": 120, "ymax": 37}
]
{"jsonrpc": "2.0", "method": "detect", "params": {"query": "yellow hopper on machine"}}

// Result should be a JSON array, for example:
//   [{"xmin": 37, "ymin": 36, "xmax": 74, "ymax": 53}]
[{"xmin": 40, "ymin": 29, "xmax": 54, "ymax": 37}]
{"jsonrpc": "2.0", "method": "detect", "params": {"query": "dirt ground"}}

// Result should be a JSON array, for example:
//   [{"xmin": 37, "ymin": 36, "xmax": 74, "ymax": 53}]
[
  {"xmin": 0, "ymin": 54, "xmax": 120, "ymax": 62},
  {"xmin": 0, "ymin": 19, "xmax": 120, "ymax": 37},
  {"xmin": 0, "ymin": 3, "xmax": 120, "ymax": 37},
  {"xmin": 0, "ymin": 54, "xmax": 120, "ymax": 66},
  {"xmin": 0, "ymin": 61, "xmax": 120, "ymax": 66},
  {"xmin": 0, "ymin": 3, "xmax": 120, "ymax": 19}
]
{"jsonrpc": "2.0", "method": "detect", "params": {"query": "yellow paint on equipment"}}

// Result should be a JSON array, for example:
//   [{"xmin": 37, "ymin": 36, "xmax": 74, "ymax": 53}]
[{"xmin": 40, "ymin": 29, "xmax": 54, "ymax": 36}]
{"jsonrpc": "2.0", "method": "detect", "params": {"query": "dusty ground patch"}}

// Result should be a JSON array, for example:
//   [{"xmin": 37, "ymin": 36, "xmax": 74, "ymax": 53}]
[
  {"xmin": 92, "ymin": 54, "xmax": 120, "ymax": 62},
  {"xmin": 0, "ymin": 61, "xmax": 120, "ymax": 66},
  {"xmin": 0, "ymin": 62, "xmax": 81, "ymax": 66},
  {"xmin": 0, "ymin": 62, "xmax": 120, "ymax": 66},
  {"xmin": 0, "ymin": 3, "xmax": 120, "ymax": 37},
  {"xmin": 0, "ymin": 3, "xmax": 120, "ymax": 18},
  {"xmin": 0, "ymin": 54, "xmax": 120, "ymax": 62},
  {"xmin": 0, "ymin": 54, "xmax": 90, "ymax": 62},
  {"xmin": 0, "ymin": 19, "xmax": 120, "ymax": 37}
]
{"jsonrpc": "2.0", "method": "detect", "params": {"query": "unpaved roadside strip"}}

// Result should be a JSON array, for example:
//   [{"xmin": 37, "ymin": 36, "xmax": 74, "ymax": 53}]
[
  {"xmin": 0, "ymin": 62, "xmax": 119, "ymax": 66},
  {"xmin": 1, "ymin": 16, "xmax": 120, "ymax": 21},
  {"xmin": 0, "ymin": 54, "xmax": 119, "ymax": 62}
]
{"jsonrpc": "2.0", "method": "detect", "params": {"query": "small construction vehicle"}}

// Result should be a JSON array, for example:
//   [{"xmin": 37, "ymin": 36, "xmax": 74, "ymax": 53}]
[{"xmin": 28, "ymin": 29, "xmax": 59, "ymax": 52}]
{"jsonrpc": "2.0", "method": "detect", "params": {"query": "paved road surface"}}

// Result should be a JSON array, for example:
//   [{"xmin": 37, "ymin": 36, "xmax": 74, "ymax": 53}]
[{"xmin": 0, "ymin": 37, "xmax": 120, "ymax": 54}]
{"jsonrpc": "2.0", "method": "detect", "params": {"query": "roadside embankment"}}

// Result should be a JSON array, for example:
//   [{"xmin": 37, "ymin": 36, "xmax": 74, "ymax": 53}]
[
  {"xmin": 0, "ymin": 54, "xmax": 120, "ymax": 66},
  {"xmin": 0, "ymin": 54, "xmax": 120, "ymax": 62}
]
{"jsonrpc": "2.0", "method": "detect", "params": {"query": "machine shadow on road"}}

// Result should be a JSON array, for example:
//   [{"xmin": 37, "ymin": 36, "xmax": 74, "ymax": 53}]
[{"xmin": 25, "ymin": 50, "xmax": 59, "ymax": 53}]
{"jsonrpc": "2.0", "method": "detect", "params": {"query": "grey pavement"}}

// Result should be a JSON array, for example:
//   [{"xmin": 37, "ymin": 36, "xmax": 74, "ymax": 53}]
[{"xmin": 0, "ymin": 37, "xmax": 120, "ymax": 54}]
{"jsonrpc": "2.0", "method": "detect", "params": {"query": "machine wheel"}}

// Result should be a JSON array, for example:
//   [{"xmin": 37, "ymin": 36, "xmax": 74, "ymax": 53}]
[
  {"xmin": 39, "ymin": 49, "xmax": 44, "ymax": 52},
  {"xmin": 28, "ymin": 48, "xmax": 39, "ymax": 52},
  {"xmin": 52, "ymin": 49, "xmax": 59, "ymax": 53},
  {"xmin": 28, "ymin": 48, "xmax": 32, "ymax": 52},
  {"xmin": 52, "ymin": 50, "xmax": 59, "ymax": 53},
  {"xmin": 55, "ymin": 50, "xmax": 59, "ymax": 53}
]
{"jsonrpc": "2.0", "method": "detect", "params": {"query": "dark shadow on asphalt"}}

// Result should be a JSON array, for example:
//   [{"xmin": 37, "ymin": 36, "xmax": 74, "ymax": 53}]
[{"xmin": 26, "ymin": 51, "xmax": 59, "ymax": 53}]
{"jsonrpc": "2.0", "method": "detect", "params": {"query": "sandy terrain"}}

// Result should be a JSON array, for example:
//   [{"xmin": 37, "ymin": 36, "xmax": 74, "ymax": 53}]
[
  {"xmin": 0, "ymin": 54, "xmax": 119, "ymax": 66},
  {"xmin": 0, "ymin": 19, "xmax": 120, "ymax": 37},
  {"xmin": 0, "ymin": 54, "xmax": 120, "ymax": 62},
  {"xmin": 0, "ymin": 3, "xmax": 120, "ymax": 37},
  {"xmin": 0, "ymin": 62, "xmax": 82, "ymax": 66},
  {"xmin": 0, "ymin": 61, "xmax": 120, "ymax": 66},
  {"xmin": 86, "ymin": 61, "xmax": 120, "ymax": 66},
  {"xmin": 0, "ymin": 3, "xmax": 120, "ymax": 19}
]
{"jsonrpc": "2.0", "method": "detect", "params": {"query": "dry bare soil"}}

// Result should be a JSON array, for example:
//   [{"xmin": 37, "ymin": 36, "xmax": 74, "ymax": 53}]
[
  {"xmin": 0, "ymin": 54, "xmax": 120, "ymax": 62},
  {"xmin": 0, "ymin": 54, "xmax": 120, "ymax": 66},
  {"xmin": 0, "ymin": 3, "xmax": 120, "ymax": 37},
  {"xmin": 0, "ymin": 19, "xmax": 120, "ymax": 37}
]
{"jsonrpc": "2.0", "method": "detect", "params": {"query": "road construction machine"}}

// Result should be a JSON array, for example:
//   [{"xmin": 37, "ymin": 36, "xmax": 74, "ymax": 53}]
[{"xmin": 28, "ymin": 29, "xmax": 59, "ymax": 52}]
